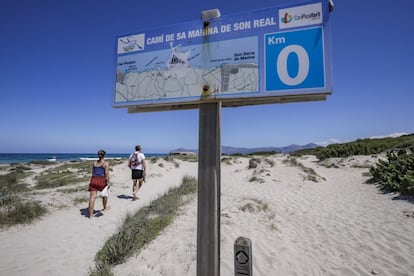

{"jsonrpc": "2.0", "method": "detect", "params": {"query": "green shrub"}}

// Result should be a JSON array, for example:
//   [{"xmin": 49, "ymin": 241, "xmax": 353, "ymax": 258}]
[
  {"xmin": 293, "ymin": 134, "xmax": 414, "ymax": 160},
  {"xmin": 369, "ymin": 152, "xmax": 414, "ymax": 196}
]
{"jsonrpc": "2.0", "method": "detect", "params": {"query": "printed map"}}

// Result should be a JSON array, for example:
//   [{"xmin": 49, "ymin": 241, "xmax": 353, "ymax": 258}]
[{"xmin": 115, "ymin": 37, "xmax": 259, "ymax": 104}]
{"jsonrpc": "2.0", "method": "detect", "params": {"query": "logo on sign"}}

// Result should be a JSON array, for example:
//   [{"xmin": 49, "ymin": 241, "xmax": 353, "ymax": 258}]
[
  {"xmin": 279, "ymin": 3, "xmax": 322, "ymax": 29},
  {"xmin": 117, "ymin": 34, "xmax": 145, "ymax": 54},
  {"xmin": 281, "ymin": 13, "xmax": 293, "ymax": 24}
]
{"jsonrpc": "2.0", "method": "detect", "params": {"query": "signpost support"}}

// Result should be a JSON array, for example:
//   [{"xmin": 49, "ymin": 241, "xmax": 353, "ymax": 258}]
[{"xmin": 197, "ymin": 101, "xmax": 222, "ymax": 276}]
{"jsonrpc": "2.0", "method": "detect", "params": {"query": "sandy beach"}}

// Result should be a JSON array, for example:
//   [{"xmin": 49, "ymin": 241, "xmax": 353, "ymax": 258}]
[{"xmin": 1, "ymin": 154, "xmax": 414, "ymax": 275}]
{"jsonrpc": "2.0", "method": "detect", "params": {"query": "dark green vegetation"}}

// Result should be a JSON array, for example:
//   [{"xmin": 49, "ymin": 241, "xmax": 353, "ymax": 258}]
[
  {"xmin": 369, "ymin": 151, "xmax": 414, "ymax": 196},
  {"xmin": 90, "ymin": 175, "xmax": 197, "ymax": 276},
  {"xmin": 293, "ymin": 134, "xmax": 414, "ymax": 160},
  {"xmin": 247, "ymin": 151, "xmax": 277, "ymax": 156}
]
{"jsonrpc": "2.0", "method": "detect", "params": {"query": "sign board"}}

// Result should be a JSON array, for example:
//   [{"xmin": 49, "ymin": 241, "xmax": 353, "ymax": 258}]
[{"xmin": 113, "ymin": 0, "xmax": 333, "ymax": 112}]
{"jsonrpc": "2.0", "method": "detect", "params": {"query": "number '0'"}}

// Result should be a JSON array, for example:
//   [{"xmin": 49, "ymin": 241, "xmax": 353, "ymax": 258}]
[{"xmin": 276, "ymin": 45, "xmax": 309, "ymax": 86}]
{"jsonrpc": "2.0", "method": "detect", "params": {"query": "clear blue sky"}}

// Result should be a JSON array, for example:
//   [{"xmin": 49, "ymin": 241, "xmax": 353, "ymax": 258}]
[{"xmin": 1, "ymin": 0, "xmax": 413, "ymax": 154}]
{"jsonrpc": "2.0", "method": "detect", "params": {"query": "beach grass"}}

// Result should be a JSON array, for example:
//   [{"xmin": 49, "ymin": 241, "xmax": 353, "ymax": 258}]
[
  {"xmin": 33, "ymin": 159, "xmax": 124, "ymax": 190},
  {"xmin": 240, "ymin": 198, "xmax": 268, "ymax": 213},
  {"xmin": 164, "ymin": 154, "xmax": 198, "ymax": 163},
  {"xmin": 0, "ymin": 201, "xmax": 47, "ymax": 227},
  {"xmin": 221, "ymin": 156, "xmax": 233, "ymax": 165},
  {"xmin": 0, "ymin": 167, "xmax": 48, "ymax": 227},
  {"xmin": 283, "ymin": 157, "xmax": 326, "ymax": 182},
  {"xmin": 0, "ymin": 166, "xmax": 30, "ymax": 207},
  {"xmin": 90, "ymin": 175, "xmax": 197, "ymax": 275},
  {"xmin": 33, "ymin": 161, "xmax": 92, "ymax": 189},
  {"xmin": 248, "ymin": 176, "xmax": 265, "ymax": 183},
  {"xmin": 73, "ymin": 196, "xmax": 89, "ymax": 205}
]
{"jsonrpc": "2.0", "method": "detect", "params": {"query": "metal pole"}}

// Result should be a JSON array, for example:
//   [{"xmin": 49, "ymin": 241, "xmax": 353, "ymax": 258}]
[{"xmin": 197, "ymin": 101, "xmax": 221, "ymax": 276}]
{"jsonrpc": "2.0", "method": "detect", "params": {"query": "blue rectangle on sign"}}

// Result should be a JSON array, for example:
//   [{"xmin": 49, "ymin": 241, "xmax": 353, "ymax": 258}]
[{"xmin": 265, "ymin": 27, "xmax": 325, "ymax": 92}]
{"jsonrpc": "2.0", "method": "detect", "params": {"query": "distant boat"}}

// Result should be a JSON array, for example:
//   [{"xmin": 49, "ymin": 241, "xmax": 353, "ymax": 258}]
[{"xmin": 47, "ymin": 157, "xmax": 57, "ymax": 162}]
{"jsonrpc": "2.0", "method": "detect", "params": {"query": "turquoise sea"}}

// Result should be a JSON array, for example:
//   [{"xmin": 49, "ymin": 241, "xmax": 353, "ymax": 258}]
[{"xmin": 0, "ymin": 153, "xmax": 167, "ymax": 164}]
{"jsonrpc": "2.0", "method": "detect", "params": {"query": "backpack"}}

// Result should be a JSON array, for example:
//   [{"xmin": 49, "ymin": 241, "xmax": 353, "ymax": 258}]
[{"xmin": 130, "ymin": 152, "xmax": 140, "ymax": 167}]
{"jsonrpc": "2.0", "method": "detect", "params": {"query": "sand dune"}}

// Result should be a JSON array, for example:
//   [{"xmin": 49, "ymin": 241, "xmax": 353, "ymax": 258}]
[{"xmin": 1, "ymin": 155, "xmax": 414, "ymax": 275}]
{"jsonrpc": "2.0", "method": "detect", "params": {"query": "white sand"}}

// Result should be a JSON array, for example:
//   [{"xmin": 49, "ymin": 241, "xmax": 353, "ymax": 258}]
[{"xmin": 1, "ymin": 155, "xmax": 414, "ymax": 275}]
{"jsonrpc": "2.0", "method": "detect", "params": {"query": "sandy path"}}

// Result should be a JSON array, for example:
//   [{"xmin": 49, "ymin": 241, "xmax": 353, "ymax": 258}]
[{"xmin": 0, "ymin": 159, "xmax": 198, "ymax": 276}]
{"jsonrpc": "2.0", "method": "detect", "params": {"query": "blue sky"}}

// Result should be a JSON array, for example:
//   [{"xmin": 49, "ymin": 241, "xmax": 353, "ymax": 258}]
[{"xmin": 1, "ymin": 0, "xmax": 413, "ymax": 154}]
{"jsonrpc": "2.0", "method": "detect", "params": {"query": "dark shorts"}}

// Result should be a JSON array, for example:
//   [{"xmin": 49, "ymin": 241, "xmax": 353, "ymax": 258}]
[
  {"xmin": 89, "ymin": 176, "xmax": 107, "ymax": 192},
  {"xmin": 132, "ymin": 169, "xmax": 144, "ymax": 180}
]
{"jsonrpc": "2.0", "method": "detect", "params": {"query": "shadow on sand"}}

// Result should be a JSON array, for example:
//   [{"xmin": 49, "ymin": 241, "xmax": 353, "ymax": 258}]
[
  {"xmin": 80, "ymin": 208, "xmax": 104, "ymax": 218},
  {"xmin": 117, "ymin": 194, "xmax": 134, "ymax": 200}
]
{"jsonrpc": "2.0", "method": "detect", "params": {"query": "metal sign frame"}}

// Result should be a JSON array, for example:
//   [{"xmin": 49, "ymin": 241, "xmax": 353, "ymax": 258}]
[{"xmin": 113, "ymin": 0, "xmax": 333, "ymax": 113}]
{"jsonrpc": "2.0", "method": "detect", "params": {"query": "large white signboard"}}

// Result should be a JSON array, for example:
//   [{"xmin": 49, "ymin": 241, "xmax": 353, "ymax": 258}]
[{"xmin": 113, "ymin": 0, "xmax": 333, "ymax": 112}]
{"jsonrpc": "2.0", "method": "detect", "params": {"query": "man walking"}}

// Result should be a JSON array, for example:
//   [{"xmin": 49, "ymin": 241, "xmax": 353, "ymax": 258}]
[{"xmin": 128, "ymin": 145, "xmax": 146, "ymax": 200}]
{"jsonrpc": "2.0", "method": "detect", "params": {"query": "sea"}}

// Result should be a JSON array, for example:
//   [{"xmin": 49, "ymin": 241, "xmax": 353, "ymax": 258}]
[{"xmin": 0, "ymin": 153, "xmax": 167, "ymax": 165}]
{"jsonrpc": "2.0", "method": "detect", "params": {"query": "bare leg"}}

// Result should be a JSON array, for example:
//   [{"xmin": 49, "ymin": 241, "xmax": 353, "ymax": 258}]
[
  {"xmin": 102, "ymin": 196, "xmax": 108, "ymax": 210},
  {"xmin": 132, "ymin": 178, "xmax": 144, "ymax": 200},
  {"xmin": 88, "ymin": 191, "xmax": 97, "ymax": 218},
  {"xmin": 132, "ymin": 179, "xmax": 138, "ymax": 200},
  {"xmin": 138, "ymin": 178, "xmax": 144, "ymax": 189}
]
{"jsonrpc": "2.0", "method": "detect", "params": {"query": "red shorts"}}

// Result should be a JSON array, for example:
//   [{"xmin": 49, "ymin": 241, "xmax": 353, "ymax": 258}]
[{"xmin": 88, "ymin": 176, "xmax": 107, "ymax": 192}]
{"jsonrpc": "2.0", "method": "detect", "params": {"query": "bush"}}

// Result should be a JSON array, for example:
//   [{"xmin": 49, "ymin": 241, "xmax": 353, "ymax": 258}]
[
  {"xmin": 293, "ymin": 133, "xmax": 414, "ymax": 160},
  {"xmin": 369, "ymin": 152, "xmax": 414, "ymax": 196},
  {"xmin": 248, "ymin": 158, "xmax": 260, "ymax": 169}
]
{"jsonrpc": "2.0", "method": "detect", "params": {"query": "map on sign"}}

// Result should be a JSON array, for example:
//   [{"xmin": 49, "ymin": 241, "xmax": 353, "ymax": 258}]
[
  {"xmin": 113, "ymin": 0, "xmax": 333, "ymax": 110},
  {"xmin": 115, "ymin": 36, "xmax": 259, "ymax": 103}
]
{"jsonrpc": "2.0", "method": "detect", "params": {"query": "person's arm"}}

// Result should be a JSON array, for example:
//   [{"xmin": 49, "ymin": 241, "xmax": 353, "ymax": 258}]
[
  {"xmin": 142, "ymin": 159, "xmax": 147, "ymax": 176},
  {"xmin": 105, "ymin": 161, "xmax": 110, "ymax": 184}
]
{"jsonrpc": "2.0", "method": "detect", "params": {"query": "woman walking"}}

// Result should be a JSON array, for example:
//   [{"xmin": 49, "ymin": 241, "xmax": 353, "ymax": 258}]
[{"xmin": 88, "ymin": 150, "xmax": 110, "ymax": 218}]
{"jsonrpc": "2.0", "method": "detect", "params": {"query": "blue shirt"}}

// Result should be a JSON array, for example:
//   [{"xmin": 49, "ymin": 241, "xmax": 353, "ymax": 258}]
[{"xmin": 92, "ymin": 165, "xmax": 105, "ymax": 177}]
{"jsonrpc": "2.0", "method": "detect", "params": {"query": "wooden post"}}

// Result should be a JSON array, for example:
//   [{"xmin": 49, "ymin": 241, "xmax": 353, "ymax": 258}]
[
  {"xmin": 234, "ymin": 237, "xmax": 252, "ymax": 276},
  {"xmin": 197, "ymin": 101, "xmax": 221, "ymax": 276}
]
